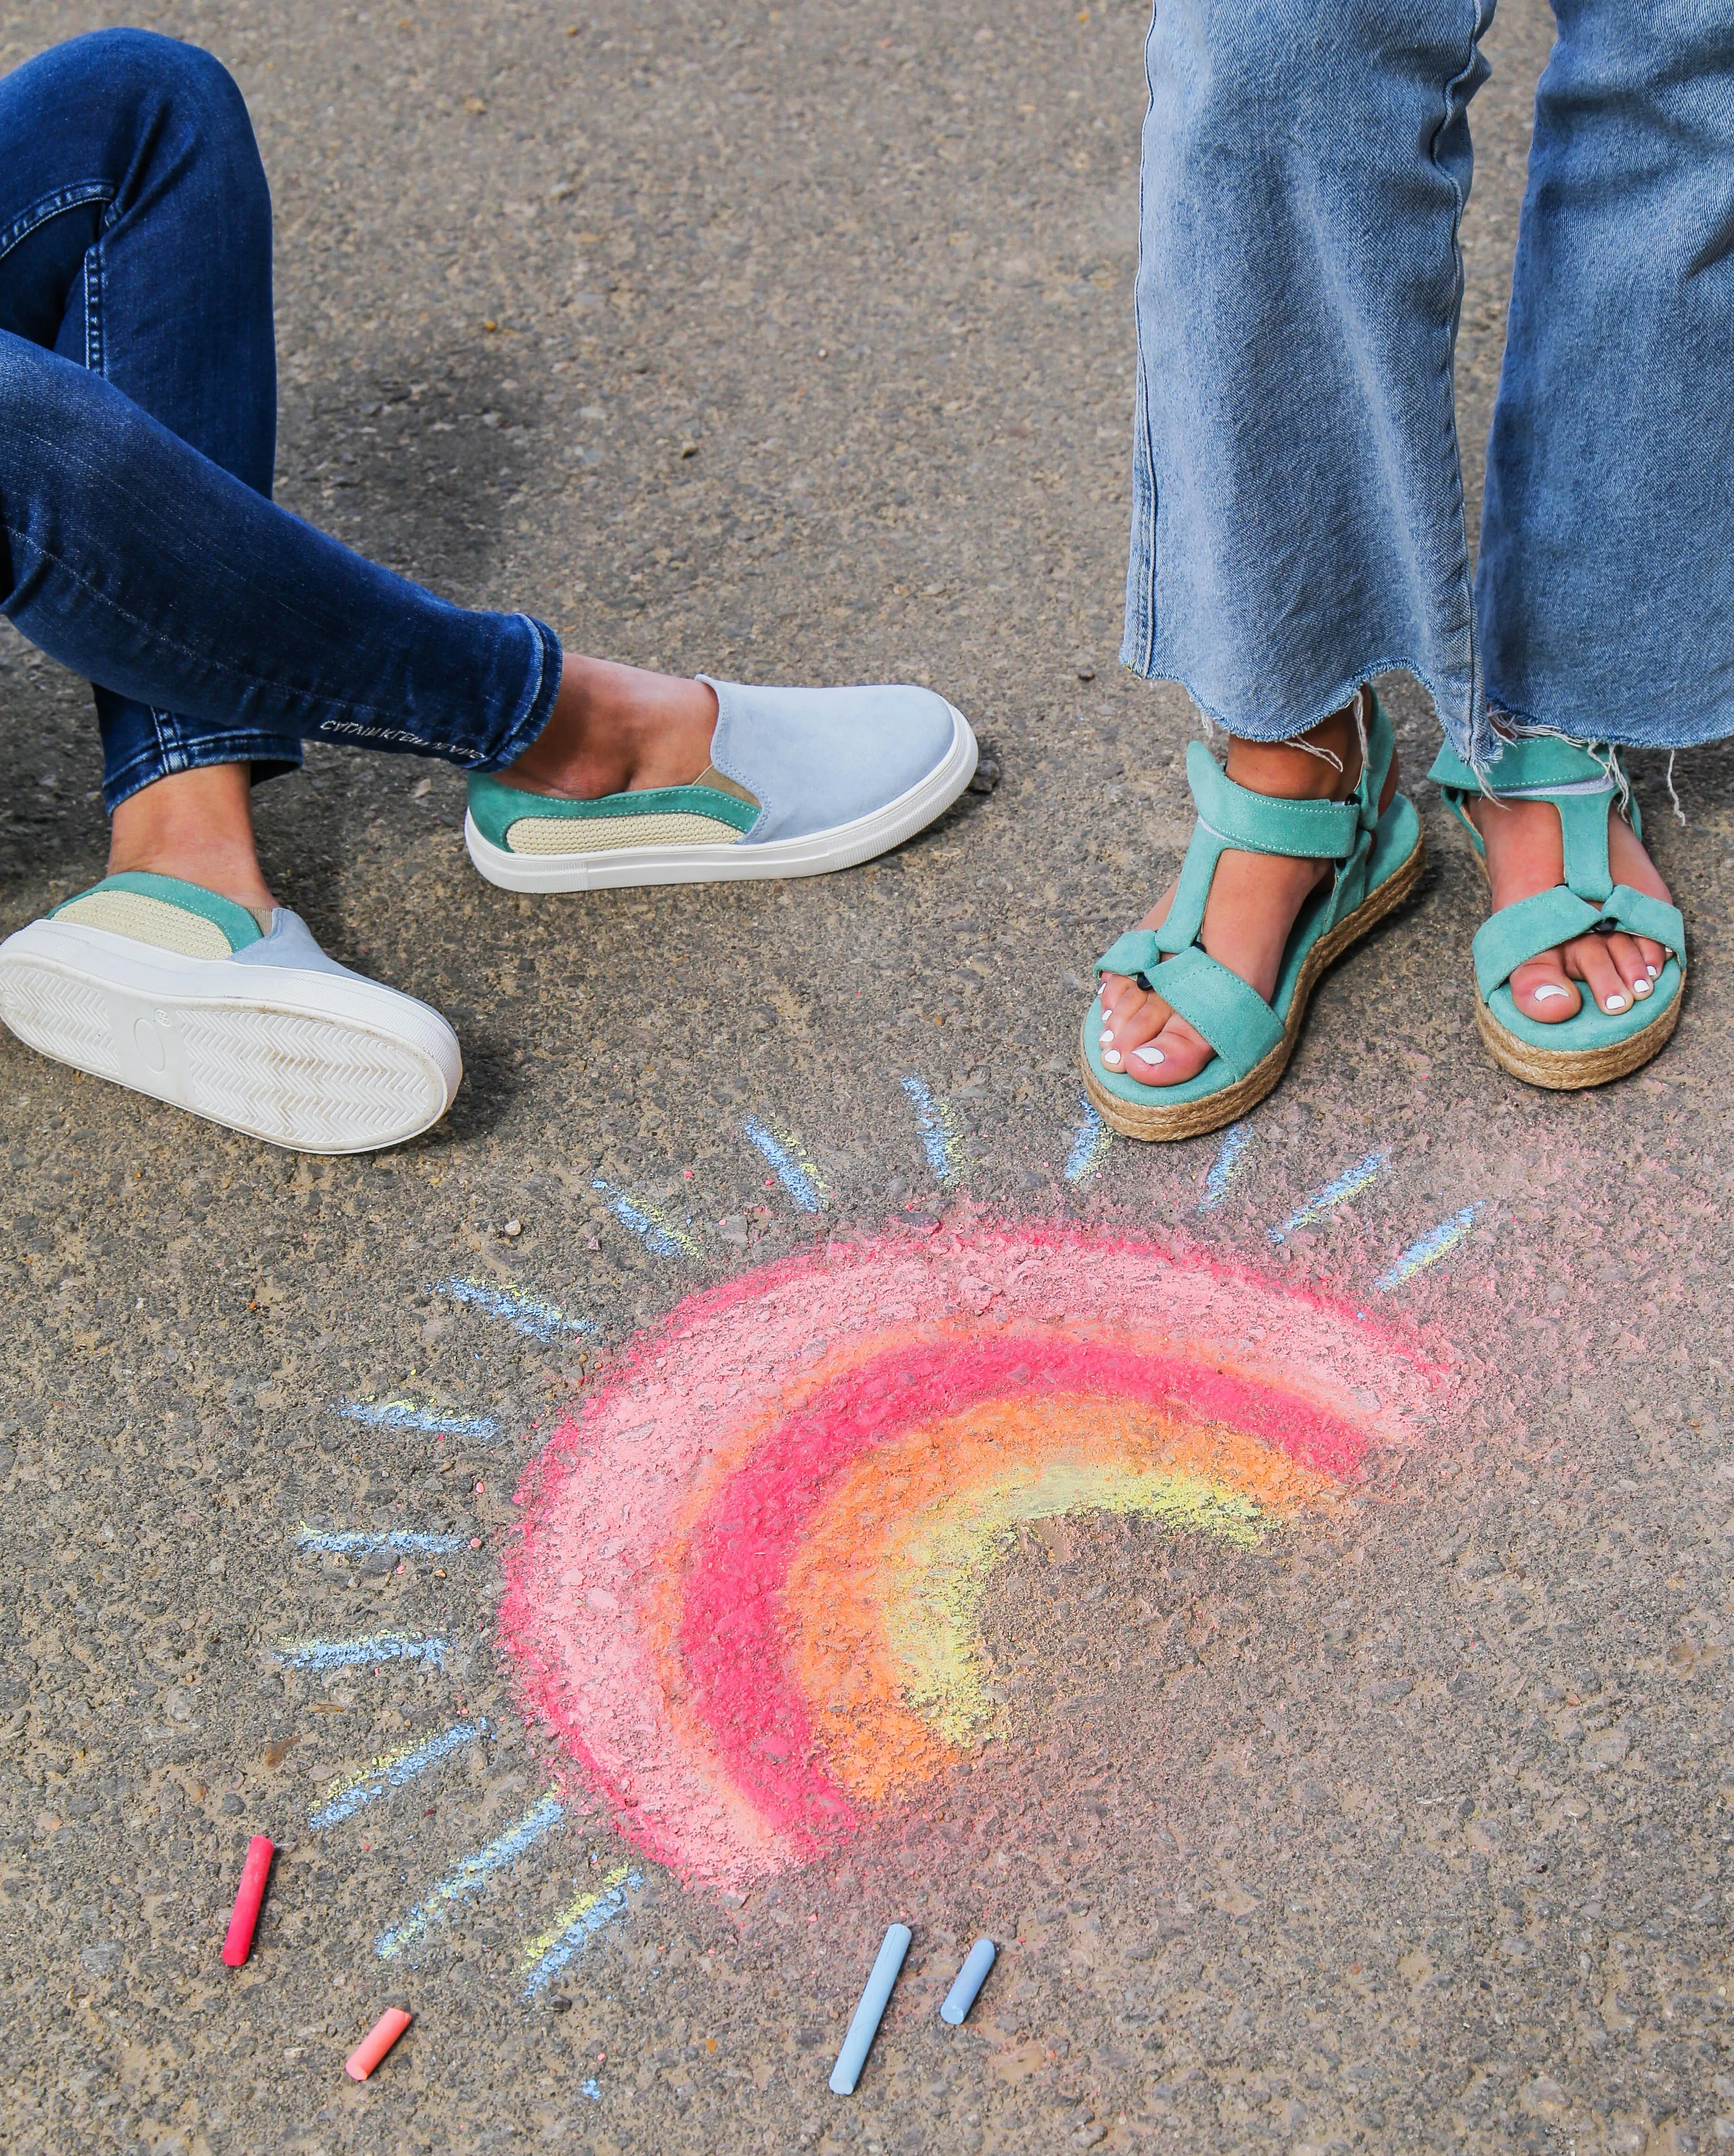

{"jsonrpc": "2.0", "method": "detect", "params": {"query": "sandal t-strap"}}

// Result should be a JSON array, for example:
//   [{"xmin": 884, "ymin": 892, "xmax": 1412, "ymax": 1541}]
[{"xmin": 1080, "ymin": 690, "xmax": 1424, "ymax": 1142}]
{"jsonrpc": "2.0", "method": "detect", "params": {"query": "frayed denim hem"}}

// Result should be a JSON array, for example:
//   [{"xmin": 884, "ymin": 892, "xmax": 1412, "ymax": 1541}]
[{"xmin": 1116, "ymin": 639, "xmax": 1500, "ymax": 771}]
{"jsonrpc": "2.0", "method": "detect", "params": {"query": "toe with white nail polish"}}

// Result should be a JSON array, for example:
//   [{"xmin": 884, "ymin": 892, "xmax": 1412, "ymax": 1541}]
[
  {"xmin": 1133, "ymin": 1044, "xmax": 1166, "ymax": 1066},
  {"xmin": 1605, "ymin": 994, "xmax": 1627, "ymax": 1011},
  {"xmin": 1098, "ymin": 1029, "xmax": 1114, "ymax": 1046},
  {"xmin": 1532, "ymin": 983, "xmax": 1570, "ymax": 1003},
  {"xmin": 1103, "ymin": 1049, "xmax": 1121, "ymax": 1067},
  {"xmin": 1633, "ymin": 978, "xmax": 1651, "ymax": 997}
]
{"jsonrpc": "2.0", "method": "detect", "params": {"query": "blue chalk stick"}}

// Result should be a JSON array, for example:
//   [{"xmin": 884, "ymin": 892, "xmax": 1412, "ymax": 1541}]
[
  {"xmin": 829, "ymin": 1923, "xmax": 912, "ymax": 2094},
  {"xmin": 940, "ymin": 1937, "xmax": 996, "ymax": 2025}
]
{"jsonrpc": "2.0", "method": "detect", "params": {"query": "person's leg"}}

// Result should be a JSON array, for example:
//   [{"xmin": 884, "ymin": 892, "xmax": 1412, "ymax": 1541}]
[
  {"xmin": 0, "ymin": 30, "xmax": 718, "ymax": 911},
  {"xmin": 1101, "ymin": 0, "xmax": 1493, "ymax": 1087},
  {"xmin": 1464, "ymin": 0, "xmax": 1733, "ymax": 1026},
  {"xmin": 0, "ymin": 29, "xmax": 297, "ymax": 872}
]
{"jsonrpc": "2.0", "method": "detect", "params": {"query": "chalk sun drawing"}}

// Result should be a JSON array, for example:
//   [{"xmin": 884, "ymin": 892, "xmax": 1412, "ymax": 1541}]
[{"xmin": 501, "ymin": 1223, "xmax": 1444, "ymax": 1889}]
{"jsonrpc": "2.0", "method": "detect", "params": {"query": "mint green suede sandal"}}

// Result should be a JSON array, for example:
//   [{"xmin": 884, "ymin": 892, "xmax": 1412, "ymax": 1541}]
[
  {"xmin": 1080, "ymin": 690, "xmax": 1424, "ymax": 1142},
  {"xmin": 1427, "ymin": 735, "xmax": 1685, "ymax": 1091}
]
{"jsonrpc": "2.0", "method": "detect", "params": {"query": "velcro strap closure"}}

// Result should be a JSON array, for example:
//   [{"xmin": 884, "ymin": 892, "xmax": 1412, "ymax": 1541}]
[
  {"xmin": 1095, "ymin": 930, "xmax": 1162, "ymax": 984},
  {"xmin": 1144, "ymin": 946, "xmax": 1285, "ymax": 1080},
  {"xmin": 1428, "ymin": 732, "xmax": 1624, "ymax": 796},
  {"xmin": 1186, "ymin": 741, "xmax": 1360, "ymax": 860},
  {"xmin": 1472, "ymin": 887, "xmax": 1600, "ymax": 997},
  {"xmin": 1602, "ymin": 884, "xmax": 1683, "ymax": 952}
]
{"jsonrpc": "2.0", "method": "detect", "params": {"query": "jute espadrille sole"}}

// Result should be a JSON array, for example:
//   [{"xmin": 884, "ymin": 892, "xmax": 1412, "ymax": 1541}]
[
  {"xmin": 1464, "ymin": 855, "xmax": 1683, "ymax": 1091},
  {"xmin": 1472, "ymin": 983, "xmax": 1681, "ymax": 1091},
  {"xmin": 1079, "ymin": 830, "xmax": 1426, "ymax": 1143}
]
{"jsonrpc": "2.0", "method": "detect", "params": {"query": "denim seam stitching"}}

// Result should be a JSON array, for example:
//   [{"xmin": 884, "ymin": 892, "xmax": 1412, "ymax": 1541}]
[
  {"xmin": 1125, "ymin": 0, "xmax": 1164, "ymax": 678},
  {"xmin": 1, "ymin": 516, "xmax": 507, "ymax": 736},
  {"xmin": 1425, "ymin": 0, "xmax": 1493, "ymax": 765},
  {"xmin": 0, "ymin": 183, "xmax": 113, "ymax": 266},
  {"xmin": 84, "ymin": 239, "xmax": 104, "ymax": 376}
]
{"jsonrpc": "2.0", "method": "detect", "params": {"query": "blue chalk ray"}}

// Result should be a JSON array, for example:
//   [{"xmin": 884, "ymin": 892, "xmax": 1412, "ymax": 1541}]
[
  {"xmin": 338, "ymin": 1399, "xmax": 500, "ymax": 1439},
  {"xmin": 1064, "ymin": 1096, "xmax": 1109, "ymax": 1185},
  {"xmin": 1375, "ymin": 1204, "xmax": 1485, "ymax": 1290},
  {"xmin": 376, "ymin": 1793, "xmax": 566, "ymax": 1959},
  {"xmin": 1268, "ymin": 1148, "xmax": 1389, "ymax": 1245},
  {"xmin": 520, "ymin": 1865, "xmax": 641, "ymax": 1998},
  {"xmin": 297, "ymin": 1526, "xmax": 472, "ymax": 1556},
  {"xmin": 434, "ymin": 1275, "xmax": 592, "ymax": 1342},
  {"xmin": 1199, "ymin": 1122, "xmax": 1252, "ymax": 1212},
  {"xmin": 900, "ymin": 1074, "xmax": 964, "ymax": 1186},
  {"xmin": 277, "ymin": 1634, "xmax": 450, "ymax": 1672},
  {"xmin": 309, "ymin": 1721, "xmax": 489, "ymax": 1830},
  {"xmin": 743, "ymin": 1117, "xmax": 827, "ymax": 1212},
  {"xmin": 591, "ymin": 1178, "xmax": 699, "ymax": 1258}
]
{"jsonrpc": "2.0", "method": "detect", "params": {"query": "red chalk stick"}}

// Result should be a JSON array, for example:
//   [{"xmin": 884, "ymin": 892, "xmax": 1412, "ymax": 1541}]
[
  {"xmin": 346, "ymin": 2008, "xmax": 413, "ymax": 2081},
  {"xmin": 221, "ymin": 1835, "xmax": 274, "ymax": 1968}
]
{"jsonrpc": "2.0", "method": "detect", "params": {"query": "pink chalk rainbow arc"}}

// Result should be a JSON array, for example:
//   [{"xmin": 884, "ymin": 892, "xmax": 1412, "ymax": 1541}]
[{"xmin": 501, "ymin": 1223, "xmax": 1444, "ymax": 1889}]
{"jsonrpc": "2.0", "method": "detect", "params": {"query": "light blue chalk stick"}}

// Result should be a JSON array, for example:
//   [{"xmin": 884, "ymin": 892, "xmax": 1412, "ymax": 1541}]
[
  {"xmin": 940, "ymin": 1937, "xmax": 996, "ymax": 2025},
  {"xmin": 829, "ymin": 1923, "xmax": 912, "ymax": 2095}
]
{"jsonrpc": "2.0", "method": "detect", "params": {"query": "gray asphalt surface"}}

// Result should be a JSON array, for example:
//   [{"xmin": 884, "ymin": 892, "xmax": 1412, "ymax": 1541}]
[{"xmin": 7, "ymin": 1, "xmax": 1734, "ymax": 2152}]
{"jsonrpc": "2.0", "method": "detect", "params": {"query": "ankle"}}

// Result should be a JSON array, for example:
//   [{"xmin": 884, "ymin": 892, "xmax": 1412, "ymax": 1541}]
[
  {"xmin": 503, "ymin": 656, "xmax": 717, "ymax": 800},
  {"xmin": 107, "ymin": 766, "xmax": 276, "ymax": 913},
  {"xmin": 1224, "ymin": 697, "xmax": 1361, "ymax": 802}
]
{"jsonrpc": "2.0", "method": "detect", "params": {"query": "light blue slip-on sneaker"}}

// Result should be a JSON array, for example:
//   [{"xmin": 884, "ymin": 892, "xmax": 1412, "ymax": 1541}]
[
  {"xmin": 0, "ymin": 871, "xmax": 461, "ymax": 1154},
  {"xmin": 462, "ymin": 674, "xmax": 977, "ymax": 892}
]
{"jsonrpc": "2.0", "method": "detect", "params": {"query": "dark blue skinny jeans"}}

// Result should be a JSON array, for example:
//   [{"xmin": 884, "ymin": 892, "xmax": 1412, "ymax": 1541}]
[{"xmin": 1, "ymin": 29, "xmax": 561, "ymax": 812}]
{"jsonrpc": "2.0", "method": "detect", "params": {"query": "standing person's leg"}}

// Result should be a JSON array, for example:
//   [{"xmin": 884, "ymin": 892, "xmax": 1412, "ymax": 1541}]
[
  {"xmin": 1087, "ymin": 0, "xmax": 1492, "ymax": 1140},
  {"xmin": 1426, "ymin": 0, "xmax": 1727, "ymax": 1084}
]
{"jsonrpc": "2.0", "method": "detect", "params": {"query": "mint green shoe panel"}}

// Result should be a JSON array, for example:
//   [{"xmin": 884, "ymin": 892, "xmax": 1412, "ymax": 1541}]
[
  {"xmin": 465, "ymin": 771, "xmax": 757, "ymax": 851},
  {"xmin": 1427, "ymin": 734, "xmax": 1621, "ymax": 796},
  {"xmin": 1472, "ymin": 883, "xmax": 1685, "ymax": 1002},
  {"xmin": 1185, "ymin": 740, "xmax": 1361, "ymax": 859}
]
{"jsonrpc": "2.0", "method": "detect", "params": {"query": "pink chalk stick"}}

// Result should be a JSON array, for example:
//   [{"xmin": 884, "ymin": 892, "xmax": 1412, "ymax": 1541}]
[
  {"xmin": 346, "ymin": 2007, "xmax": 413, "ymax": 2081},
  {"xmin": 221, "ymin": 1836, "xmax": 274, "ymax": 1968}
]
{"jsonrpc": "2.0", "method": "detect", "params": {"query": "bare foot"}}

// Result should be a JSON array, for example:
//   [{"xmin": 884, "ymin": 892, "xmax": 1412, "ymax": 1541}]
[
  {"xmin": 1098, "ymin": 695, "xmax": 1397, "ymax": 1087},
  {"xmin": 500, "ymin": 656, "xmax": 717, "ymax": 800},
  {"xmin": 1466, "ymin": 791, "xmax": 1672, "ymax": 1022}
]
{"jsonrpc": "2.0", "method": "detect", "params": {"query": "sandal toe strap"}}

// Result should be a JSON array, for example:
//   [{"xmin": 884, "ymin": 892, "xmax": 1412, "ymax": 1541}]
[
  {"xmin": 1139, "ymin": 947, "xmax": 1285, "ymax": 1079},
  {"xmin": 1095, "ymin": 929, "xmax": 1163, "ymax": 987},
  {"xmin": 1604, "ymin": 884, "xmax": 1684, "ymax": 951},
  {"xmin": 1473, "ymin": 885, "xmax": 1685, "ymax": 998}
]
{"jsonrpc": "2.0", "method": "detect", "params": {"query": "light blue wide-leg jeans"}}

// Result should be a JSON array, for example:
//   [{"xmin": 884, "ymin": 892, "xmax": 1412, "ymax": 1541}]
[{"xmin": 1122, "ymin": 0, "xmax": 1734, "ymax": 769}]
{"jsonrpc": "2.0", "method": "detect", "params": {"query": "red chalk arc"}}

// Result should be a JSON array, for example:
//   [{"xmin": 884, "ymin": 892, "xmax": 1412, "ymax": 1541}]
[{"xmin": 501, "ymin": 1224, "xmax": 1445, "ymax": 1888}]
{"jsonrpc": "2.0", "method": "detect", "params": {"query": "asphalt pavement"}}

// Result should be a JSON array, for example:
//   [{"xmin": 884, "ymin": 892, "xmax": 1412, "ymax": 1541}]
[{"xmin": 7, "ymin": 1, "xmax": 1734, "ymax": 2153}]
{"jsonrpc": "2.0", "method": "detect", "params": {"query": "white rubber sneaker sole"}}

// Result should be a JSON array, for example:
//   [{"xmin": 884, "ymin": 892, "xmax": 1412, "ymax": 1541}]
[
  {"xmin": 464, "ymin": 700, "xmax": 979, "ymax": 893},
  {"xmin": 0, "ymin": 920, "xmax": 462, "ymax": 1155}
]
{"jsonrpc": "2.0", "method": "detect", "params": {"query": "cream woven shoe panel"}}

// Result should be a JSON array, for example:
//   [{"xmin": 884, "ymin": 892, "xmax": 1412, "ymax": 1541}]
[
  {"xmin": 504, "ymin": 811, "xmax": 744, "ymax": 855},
  {"xmin": 54, "ymin": 890, "xmax": 233, "ymax": 958}
]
